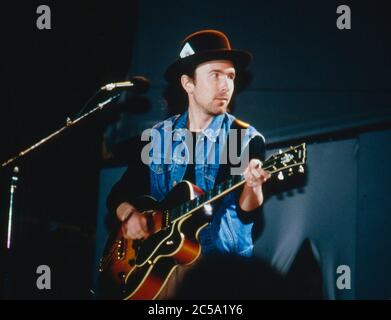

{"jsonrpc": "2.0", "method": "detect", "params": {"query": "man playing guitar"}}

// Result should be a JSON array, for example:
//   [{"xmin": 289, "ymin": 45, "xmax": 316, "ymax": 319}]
[{"xmin": 106, "ymin": 29, "xmax": 271, "ymax": 299}]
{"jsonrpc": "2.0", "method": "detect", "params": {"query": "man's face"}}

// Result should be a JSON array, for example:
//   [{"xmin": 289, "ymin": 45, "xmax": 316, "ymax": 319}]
[{"xmin": 185, "ymin": 60, "xmax": 236, "ymax": 115}]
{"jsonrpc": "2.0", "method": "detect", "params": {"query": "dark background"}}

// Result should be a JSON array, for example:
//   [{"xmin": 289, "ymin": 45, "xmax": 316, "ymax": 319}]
[
  {"xmin": 0, "ymin": 1, "xmax": 137, "ymax": 299},
  {"xmin": 0, "ymin": 0, "xmax": 390, "ymax": 299}
]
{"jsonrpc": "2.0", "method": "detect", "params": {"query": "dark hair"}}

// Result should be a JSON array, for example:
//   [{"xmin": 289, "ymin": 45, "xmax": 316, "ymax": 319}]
[{"xmin": 163, "ymin": 68, "xmax": 196, "ymax": 116}]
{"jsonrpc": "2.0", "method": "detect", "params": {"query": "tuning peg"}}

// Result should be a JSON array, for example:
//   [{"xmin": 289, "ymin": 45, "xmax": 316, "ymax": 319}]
[
  {"xmin": 299, "ymin": 165, "xmax": 305, "ymax": 173},
  {"xmin": 278, "ymin": 171, "xmax": 284, "ymax": 180}
]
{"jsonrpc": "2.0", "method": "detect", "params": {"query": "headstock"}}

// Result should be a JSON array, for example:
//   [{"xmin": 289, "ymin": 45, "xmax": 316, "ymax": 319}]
[{"xmin": 263, "ymin": 143, "xmax": 307, "ymax": 180}]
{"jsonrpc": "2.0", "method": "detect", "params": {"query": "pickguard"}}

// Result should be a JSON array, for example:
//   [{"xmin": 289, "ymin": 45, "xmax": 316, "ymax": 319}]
[{"xmin": 135, "ymin": 220, "xmax": 183, "ymax": 266}]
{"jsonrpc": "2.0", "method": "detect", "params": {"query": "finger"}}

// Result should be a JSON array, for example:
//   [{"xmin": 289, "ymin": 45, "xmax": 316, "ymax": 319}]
[
  {"xmin": 117, "ymin": 203, "xmax": 136, "ymax": 222},
  {"xmin": 250, "ymin": 168, "xmax": 261, "ymax": 178},
  {"xmin": 250, "ymin": 159, "xmax": 262, "ymax": 169},
  {"xmin": 123, "ymin": 210, "xmax": 135, "ymax": 222},
  {"xmin": 245, "ymin": 176, "xmax": 256, "ymax": 187},
  {"xmin": 247, "ymin": 180, "xmax": 255, "ymax": 187},
  {"xmin": 130, "ymin": 228, "xmax": 143, "ymax": 240},
  {"xmin": 122, "ymin": 225, "xmax": 135, "ymax": 240},
  {"xmin": 244, "ymin": 171, "xmax": 252, "ymax": 183},
  {"xmin": 247, "ymin": 181, "xmax": 255, "ymax": 188},
  {"xmin": 140, "ymin": 216, "xmax": 149, "ymax": 235},
  {"xmin": 243, "ymin": 166, "xmax": 249, "ymax": 176},
  {"xmin": 136, "ymin": 231, "xmax": 145, "ymax": 240},
  {"xmin": 132, "ymin": 224, "xmax": 143, "ymax": 236},
  {"xmin": 134, "ymin": 222, "xmax": 149, "ymax": 239},
  {"xmin": 260, "ymin": 170, "xmax": 271, "ymax": 181}
]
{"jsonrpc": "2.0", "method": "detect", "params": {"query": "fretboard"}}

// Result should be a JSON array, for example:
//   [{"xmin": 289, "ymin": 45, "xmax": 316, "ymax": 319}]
[
  {"xmin": 168, "ymin": 174, "xmax": 245, "ymax": 222},
  {"xmin": 166, "ymin": 142, "xmax": 307, "ymax": 225}
]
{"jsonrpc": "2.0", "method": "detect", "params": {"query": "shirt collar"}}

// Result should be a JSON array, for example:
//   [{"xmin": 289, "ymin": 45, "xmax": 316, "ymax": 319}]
[{"xmin": 165, "ymin": 110, "xmax": 227, "ymax": 143}]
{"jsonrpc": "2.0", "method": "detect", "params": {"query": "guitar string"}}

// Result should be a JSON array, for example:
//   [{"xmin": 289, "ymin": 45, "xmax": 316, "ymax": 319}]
[
  {"xmin": 169, "ymin": 152, "xmax": 306, "ymax": 225},
  {"xmin": 103, "ymin": 145, "xmax": 305, "ymax": 265},
  {"xmin": 169, "ymin": 163, "xmax": 275, "ymax": 224},
  {"xmin": 168, "ymin": 143, "xmax": 306, "ymax": 222}
]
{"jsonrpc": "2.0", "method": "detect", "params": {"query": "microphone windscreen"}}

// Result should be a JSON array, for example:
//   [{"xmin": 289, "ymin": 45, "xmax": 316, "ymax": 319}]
[{"xmin": 131, "ymin": 76, "xmax": 150, "ymax": 94}]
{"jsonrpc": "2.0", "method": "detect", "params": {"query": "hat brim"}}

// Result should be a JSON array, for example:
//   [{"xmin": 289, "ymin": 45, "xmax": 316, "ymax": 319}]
[{"xmin": 164, "ymin": 49, "xmax": 252, "ymax": 82}]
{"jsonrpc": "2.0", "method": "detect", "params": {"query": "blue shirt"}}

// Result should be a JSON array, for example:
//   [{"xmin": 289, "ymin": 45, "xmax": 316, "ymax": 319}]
[{"xmin": 147, "ymin": 111, "xmax": 265, "ymax": 257}]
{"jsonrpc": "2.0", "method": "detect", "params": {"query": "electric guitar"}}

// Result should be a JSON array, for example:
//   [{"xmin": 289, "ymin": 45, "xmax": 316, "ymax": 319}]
[{"xmin": 98, "ymin": 143, "xmax": 307, "ymax": 299}]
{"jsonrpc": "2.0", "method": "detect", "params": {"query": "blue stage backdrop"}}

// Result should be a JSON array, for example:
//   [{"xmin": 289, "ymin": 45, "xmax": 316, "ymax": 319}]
[
  {"xmin": 95, "ymin": 0, "xmax": 391, "ymax": 299},
  {"xmin": 95, "ymin": 129, "xmax": 391, "ymax": 299}
]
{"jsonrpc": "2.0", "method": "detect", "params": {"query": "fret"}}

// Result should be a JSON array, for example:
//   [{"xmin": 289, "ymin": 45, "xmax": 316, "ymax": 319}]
[
  {"xmin": 184, "ymin": 201, "xmax": 190, "ymax": 213},
  {"xmin": 165, "ymin": 143, "xmax": 306, "ymax": 226},
  {"xmin": 176, "ymin": 205, "xmax": 183, "ymax": 219},
  {"xmin": 194, "ymin": 197, "xmax": 201, "ymax": 206},
  {"xmin": 180, "ymin": 203, "xmax": 186, "ymax": 214},
  {"xmin": 190, "ymin": 197, "xmax": 200, "ymax": 210},
  {"xmin": 169, "ymin": 207, "xmax": 177, "ymax": 221},
  {"xmin": 169, "ymin": 176, "xmax": 238, "ymax": 222}
]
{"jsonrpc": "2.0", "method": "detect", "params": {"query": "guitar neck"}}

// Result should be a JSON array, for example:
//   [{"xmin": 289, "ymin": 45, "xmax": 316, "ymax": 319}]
[
  {"xmin": 168, "ymin": 142, "xmax": 306, "ymax": 223},
  {"xmin": 169, "ymin": 174, "xmax": 246, "ymax": 222},
  {"xmin": 169, "ymin": 159, "xmax": 277, "ymax": 222}
]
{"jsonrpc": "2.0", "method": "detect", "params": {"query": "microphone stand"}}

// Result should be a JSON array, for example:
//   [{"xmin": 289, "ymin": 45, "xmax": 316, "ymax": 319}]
[
  {"xmin": 1, "ymin": 93, "xmax": 120, "ymax": 169},
  {"xmin": 0, "ymin": 92, "xmax": 120, "ymax": 298}
]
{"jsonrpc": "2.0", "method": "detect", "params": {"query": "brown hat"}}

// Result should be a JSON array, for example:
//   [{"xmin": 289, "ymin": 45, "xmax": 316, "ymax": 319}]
[{"xmin": 164, "ymin": 29, "xmax": 252, "ymax": 82}]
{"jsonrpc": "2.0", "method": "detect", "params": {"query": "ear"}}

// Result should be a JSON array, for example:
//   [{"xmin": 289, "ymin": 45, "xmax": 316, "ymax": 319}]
[{"xmin": 180, "ymin": 74, "xmax": 195, "ymax": 94}]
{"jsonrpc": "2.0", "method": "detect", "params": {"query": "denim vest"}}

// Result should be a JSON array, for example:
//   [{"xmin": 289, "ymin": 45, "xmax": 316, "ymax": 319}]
[{"xmin": 147, "ymin": 111, "xmax": 263, "ymax": 257}]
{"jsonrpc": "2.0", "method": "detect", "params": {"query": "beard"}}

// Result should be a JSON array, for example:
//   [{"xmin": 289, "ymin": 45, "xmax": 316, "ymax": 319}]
[{"xmin": 204, "ymin": 98, "xmax": 230, "ymax": 115}]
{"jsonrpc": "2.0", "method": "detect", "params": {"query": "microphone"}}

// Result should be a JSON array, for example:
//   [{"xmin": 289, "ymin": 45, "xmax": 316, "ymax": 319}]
[{"xmin": 101, "ymin": 76, "xmax": 150, "ymax": 93}]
